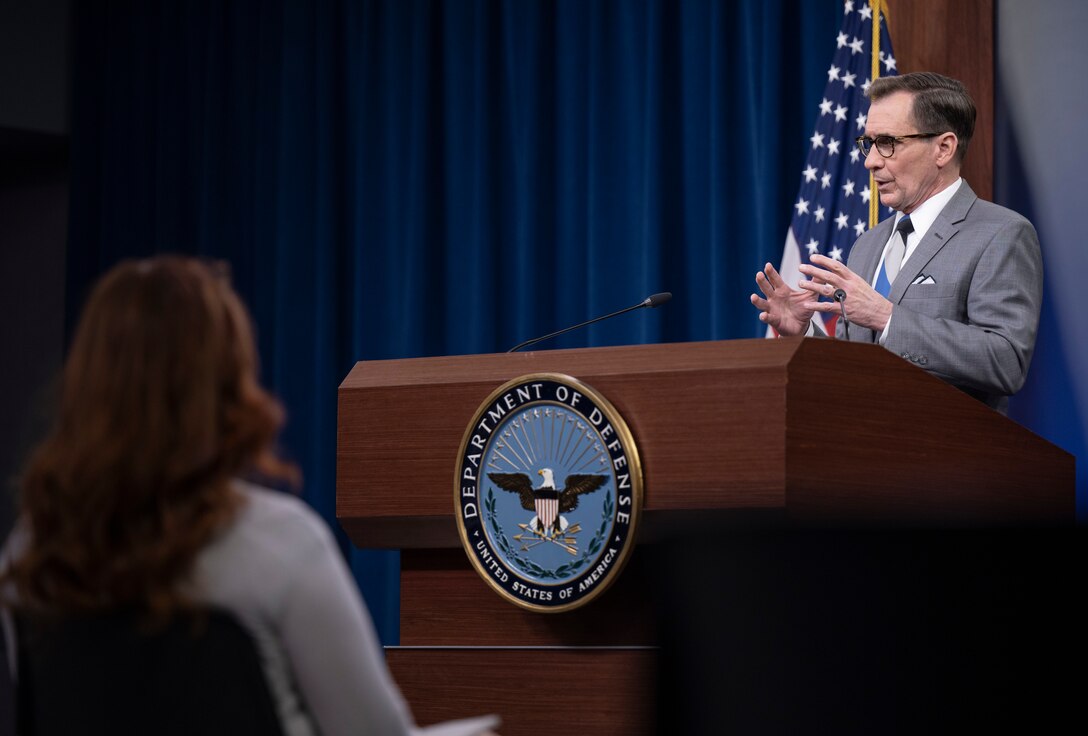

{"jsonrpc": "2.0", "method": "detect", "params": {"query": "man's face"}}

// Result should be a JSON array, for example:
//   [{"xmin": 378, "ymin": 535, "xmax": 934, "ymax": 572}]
[{"xmin": 863, "ymin": 91, "xmax": 944, "ymax": 214}]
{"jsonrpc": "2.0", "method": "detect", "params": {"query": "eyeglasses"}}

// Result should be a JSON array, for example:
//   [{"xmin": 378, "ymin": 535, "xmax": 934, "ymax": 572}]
[{"xmin": 855, "ymin": 132, "xmax": 943, "ymax": 158}]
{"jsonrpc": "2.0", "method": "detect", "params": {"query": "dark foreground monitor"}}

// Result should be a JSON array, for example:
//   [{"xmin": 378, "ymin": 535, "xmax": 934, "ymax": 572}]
[{"xmin": 650, "ymin": 528, "xmax": 1085, "ymax": 735}]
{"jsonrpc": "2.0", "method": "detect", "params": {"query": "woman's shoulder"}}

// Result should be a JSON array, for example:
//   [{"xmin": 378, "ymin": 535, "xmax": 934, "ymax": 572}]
[
  {"xmin": 233, "ymin": 480, "xmax": 324, "ymax": 526},
  {"xmin": 190, "ymin": 481, "xmax": 340, "ymax": 608},
  {"xmin": 224, "ymin": 480, "xmax": 337, "ymax": 557}
]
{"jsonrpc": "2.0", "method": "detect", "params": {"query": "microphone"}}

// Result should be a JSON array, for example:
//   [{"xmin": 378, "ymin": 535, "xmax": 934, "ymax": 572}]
[
  {"xmin": 833, "ymin": 288, "xmax": 849, "ymax": 337},
  {"xmin": 506, "ymin": 292, "xmax": 672, "ymax": 353}
]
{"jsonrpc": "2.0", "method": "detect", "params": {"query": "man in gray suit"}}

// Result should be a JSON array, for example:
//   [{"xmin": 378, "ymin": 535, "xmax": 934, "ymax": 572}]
[{"xmin": 751, "ymin": 72, "xmax": 1042, "ymax": 414}]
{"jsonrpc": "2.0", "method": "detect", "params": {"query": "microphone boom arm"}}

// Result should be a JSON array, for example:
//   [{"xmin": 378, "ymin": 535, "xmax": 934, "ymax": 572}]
[{"xmin": 506, "ymin": 293, "xmax": 671, "ymax": 353}]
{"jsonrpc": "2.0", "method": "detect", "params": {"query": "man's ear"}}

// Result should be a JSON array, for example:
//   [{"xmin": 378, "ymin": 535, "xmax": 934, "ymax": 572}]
[{"xmin": 935, "ymin": 132, "xmax": 959, "ymax": 168}]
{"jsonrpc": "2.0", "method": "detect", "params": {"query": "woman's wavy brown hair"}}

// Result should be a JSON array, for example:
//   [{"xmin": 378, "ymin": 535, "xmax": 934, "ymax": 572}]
[{"xmin": 2, "ymin": 256, "xmax": 297, "ymax": 617}]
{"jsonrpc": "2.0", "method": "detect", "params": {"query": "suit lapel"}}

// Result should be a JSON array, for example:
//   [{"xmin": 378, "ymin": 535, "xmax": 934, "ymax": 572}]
[{"xmin": 889, "ymin": 181, "xmax": 977, "ymax": 302}]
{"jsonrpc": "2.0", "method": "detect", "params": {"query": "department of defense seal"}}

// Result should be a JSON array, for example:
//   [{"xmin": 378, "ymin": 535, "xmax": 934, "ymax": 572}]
[{"xmin": 455, "ymin": 373, "xmax": 643, "ymax": 612}]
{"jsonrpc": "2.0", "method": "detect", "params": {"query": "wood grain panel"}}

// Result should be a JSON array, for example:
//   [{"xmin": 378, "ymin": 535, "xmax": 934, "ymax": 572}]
[
  {"xmin": 399, "ymin": 549, "xmax": 656, "ymax": 647},
  {"xmin": 887, "ymin": 0, "xmax": 995, "ymax": 201},
  {"xmin": 338, "ymin": 337, "xmax": 1073, "ymax": 549},
  {"xmin": 387, "ymin": 648, "xmax": 656, "ymax": 736},
  {"xmin": 784, "ymin": 339, "xmax": 1072, "ymax": 525}
]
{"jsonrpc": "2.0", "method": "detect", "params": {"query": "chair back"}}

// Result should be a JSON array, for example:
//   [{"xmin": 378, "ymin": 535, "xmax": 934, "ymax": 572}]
[{"xmin": 13, "ymin": 608, "xmax": 285, "ymax": 736}]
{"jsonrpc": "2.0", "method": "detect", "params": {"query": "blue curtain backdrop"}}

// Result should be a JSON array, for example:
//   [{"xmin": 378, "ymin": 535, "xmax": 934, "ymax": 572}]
[{"xmin": 67, "ymin": 0, "xmax": 840, "ymax": 644}]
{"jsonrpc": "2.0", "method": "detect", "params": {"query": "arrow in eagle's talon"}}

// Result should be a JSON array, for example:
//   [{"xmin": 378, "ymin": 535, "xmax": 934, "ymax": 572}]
[
  {"xmin": 541, "ymin": 537, "xmax": 578, "ymax": 554},
  {"xmin": 516, "ymin": 523, "xmax": 550, "ymax": 541}
]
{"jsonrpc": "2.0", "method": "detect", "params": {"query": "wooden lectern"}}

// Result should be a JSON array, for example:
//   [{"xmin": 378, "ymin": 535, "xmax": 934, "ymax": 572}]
[{"xmin": 337, "ymin": 337, "xmax": 1074, "ymax": 735}]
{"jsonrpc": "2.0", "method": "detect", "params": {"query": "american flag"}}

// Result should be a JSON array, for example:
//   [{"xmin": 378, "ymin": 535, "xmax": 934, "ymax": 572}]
[{"xmin": 772, "ymin": 0, "xmax": 898, "ymax": 334}]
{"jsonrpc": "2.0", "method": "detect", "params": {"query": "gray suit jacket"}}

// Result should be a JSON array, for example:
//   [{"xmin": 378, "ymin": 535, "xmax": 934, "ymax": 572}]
[{"xmin": 836, "ymin": 181, "xmax": 1043, "ymax": 413}]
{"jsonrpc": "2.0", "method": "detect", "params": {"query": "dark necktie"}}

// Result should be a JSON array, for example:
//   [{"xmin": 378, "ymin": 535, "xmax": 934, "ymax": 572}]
[{"xmin": 885, "ymin": 215, "xmax": 914, "ymax": 283}]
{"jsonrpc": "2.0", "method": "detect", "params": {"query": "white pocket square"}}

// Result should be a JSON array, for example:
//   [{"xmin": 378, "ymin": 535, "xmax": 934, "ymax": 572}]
[{"xmin": 911, "ymin": 274, "xmax": 936, "ymax": 285}]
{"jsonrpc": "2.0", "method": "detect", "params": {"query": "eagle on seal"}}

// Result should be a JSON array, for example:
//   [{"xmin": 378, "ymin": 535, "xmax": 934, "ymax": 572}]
[{"xmin": 488, "ymin": 468, "xmax": 607, "ymax": 536}]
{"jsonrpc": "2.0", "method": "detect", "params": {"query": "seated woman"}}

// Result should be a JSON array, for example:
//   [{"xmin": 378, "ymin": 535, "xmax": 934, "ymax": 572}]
[{"xmin": 0, "ymin": 256, "xmax": 497, "ymax": 736}]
